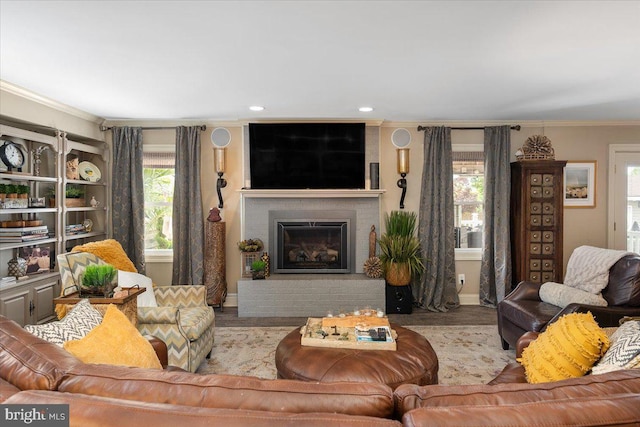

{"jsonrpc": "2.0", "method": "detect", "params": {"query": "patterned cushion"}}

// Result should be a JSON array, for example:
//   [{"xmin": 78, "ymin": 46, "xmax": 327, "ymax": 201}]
[
  {"xmin": 64, "ymin": 304, "xmax": 161, "ymax": 369},
  {"xmin": 179, "ymin": 307, "xmax": 216, "ymax": 341},
  {"xmin": 591, "ymin": 321, "xmax": 640, "ymax": 375},
  {"xmin": 24, "ymin": 299, "xmax": 103, "ymax": 346},
  {"xmin": 539, "ymin": 282, "xmax": 608, "ymax": 308},
  {"xmin": 519, "ymin": 312, "xmax": 610, "ymax": 384},
  {"xmin": 59, "ymin": 252, "xmax": 106, "ymax": 295}
]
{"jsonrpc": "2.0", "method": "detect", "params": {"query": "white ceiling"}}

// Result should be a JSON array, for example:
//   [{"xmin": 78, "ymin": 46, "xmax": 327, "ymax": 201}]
[{"xmin": 1, "ymin": 1, "xmax": 639, "ymax": 122}]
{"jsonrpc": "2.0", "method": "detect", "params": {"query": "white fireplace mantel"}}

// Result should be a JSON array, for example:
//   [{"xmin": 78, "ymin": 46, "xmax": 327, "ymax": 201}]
[{"xmin": 239, "ymin": 189, "xmax": 385, "ymax": 199}]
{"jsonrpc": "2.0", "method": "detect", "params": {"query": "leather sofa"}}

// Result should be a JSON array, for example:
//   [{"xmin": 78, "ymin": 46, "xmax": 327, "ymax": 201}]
[
  {"xmin": 497, "ymin": 253, "xmax": 640, "ymax": 350},
  {"xmin": 2, "ymin": 315, "xmax": 639, "ymax": 426}
]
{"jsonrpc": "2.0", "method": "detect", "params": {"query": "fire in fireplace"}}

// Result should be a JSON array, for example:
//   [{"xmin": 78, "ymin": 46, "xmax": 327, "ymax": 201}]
[{"xmin": 269, "ymin": 210, "xmax": 356, "ymax": 274}]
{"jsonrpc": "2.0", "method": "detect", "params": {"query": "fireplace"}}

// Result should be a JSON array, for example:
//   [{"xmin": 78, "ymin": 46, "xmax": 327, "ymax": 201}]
[{"xmin": 269, "ymin": 210, "xmax": 356, "ymax": 274}]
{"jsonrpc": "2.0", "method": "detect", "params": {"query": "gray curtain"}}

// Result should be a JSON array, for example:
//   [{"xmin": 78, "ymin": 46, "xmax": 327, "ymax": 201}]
[
  {"xmin": 172, "ymin": 126, "xmax": 204, "ymax": 285},
  {"xmin": 479, "ymin": 125, "xmax": 512, "ymax": 307},
  {"xmin": 415, "ymin": 127, "xmax": 460, "ymax": 312},
  {"xmin": 111, "ymin": 127, "xmax": 146, "ymax": 273}
]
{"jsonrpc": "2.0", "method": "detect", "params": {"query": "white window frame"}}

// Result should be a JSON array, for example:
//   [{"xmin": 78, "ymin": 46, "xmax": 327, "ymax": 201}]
[
  {"xmin": 143, "ymin": 143, "xmax": 175, "ymax": 262},
  {"xmin": 453, "ymin": 143, "xmax": 484, "ymax": 261}
]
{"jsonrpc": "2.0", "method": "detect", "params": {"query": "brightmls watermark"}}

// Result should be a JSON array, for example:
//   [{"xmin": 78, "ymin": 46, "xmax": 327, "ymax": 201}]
[{"xmin": 2, "ymin": 405, "xmax": 69, "ymax": 426}]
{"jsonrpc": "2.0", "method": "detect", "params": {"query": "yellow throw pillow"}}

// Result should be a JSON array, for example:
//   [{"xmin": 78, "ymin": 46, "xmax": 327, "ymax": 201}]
[
  {"xmin": 64, "ymin": 304, "xmax": 162, "ymax": 369},
  {"xmin": 518, "ymin": 312, "xmax": 609, "ymax": 384}
]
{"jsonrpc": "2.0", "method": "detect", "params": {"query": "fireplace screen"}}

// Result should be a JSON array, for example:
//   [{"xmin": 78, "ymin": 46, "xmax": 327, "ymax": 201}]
[{"xmin": 275, "ymin": 220, "xmax": 350, "ymax": 273}]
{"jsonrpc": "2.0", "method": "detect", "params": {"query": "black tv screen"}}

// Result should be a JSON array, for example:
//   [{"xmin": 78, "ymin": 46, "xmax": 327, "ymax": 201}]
[{"xmin": 249, "ymin": 123, "xmax": 365, "ymax": 189}]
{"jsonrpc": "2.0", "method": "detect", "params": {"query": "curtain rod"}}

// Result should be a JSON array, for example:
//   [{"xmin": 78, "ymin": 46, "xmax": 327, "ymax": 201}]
[
  {"xmin": 100, "ymin": 125, "xmax": 207, "ymax": 132},
  {"xmin": 417, "ymin": 125, "xmax": 521, "ymax": 132}
]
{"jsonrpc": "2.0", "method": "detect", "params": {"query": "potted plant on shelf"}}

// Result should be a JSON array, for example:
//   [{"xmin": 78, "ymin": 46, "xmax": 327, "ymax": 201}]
[
  {"xmin": 378, "ymin": 210, "xmax": 425, "ymax": 286},
  {"xmin": 0, "ymin": 183, "xmax": 6, "ymax": 202},
  {"xmin": 45, "ymin": 185, "xmax": 86, "ymax": 207},
  {"xmin": 81, "ymin": 264, "xmax": 117, "ymax": 297},
  {"xmin": 5, "ymin": 184, "xmax": 18, "ymax": 199},
  {"xmin": 17, "ymin": 184, "xmax": 29, "ymax": 199},
  {"xmin": 251, "ymin": 259, "xmax": 267, "ymax": 280}
]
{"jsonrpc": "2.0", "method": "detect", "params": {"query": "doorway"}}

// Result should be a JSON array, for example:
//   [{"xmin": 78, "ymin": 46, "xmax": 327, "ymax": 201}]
[{"xmin": 609, "ymin": 145, "xmax": 640, "ymax": 250}]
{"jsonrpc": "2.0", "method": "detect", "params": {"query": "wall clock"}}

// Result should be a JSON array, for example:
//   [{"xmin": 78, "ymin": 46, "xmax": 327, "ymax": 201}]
[{"xmin": 0, "ymin": 140, "xmax": 26, "ymax": 172}]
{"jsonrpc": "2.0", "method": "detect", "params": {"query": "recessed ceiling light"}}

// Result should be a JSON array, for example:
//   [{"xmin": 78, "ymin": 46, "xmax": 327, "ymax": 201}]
[
  {"xmin": 249, "ymin": 105, "xmax": 265, "ymax": 111},
  {"xmin": 358, "ymin": 106, "xmax": 374, "ymax": 112}
]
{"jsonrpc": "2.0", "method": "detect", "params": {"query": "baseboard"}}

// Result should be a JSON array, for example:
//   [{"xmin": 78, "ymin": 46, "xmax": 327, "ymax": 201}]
[
  {"xmin": 458, "ymin": 294, "xmax": 479, "ymax": 305},
  {"xmin": 223, "ymin": 292, "xmax": 480, "ymax": 308},
  {"xmin": 224, "ymin": 293, "xmax": 238, "ymax": 307}
]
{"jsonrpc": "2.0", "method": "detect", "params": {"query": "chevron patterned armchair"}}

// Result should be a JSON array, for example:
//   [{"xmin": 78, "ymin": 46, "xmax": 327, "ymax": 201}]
[{"xmin": 56, "ymin": 251, "xmax": 215, "ymax": 372}]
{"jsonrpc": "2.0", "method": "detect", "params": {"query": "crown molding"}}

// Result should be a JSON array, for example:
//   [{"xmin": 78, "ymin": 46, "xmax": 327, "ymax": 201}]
[
  {"xmin": 382, "ymin": 119, "xmax": 640, "ymax": 128},
  {"xmin": 1, "ymin": 80, "xmax": 103, "ymax": 124}
]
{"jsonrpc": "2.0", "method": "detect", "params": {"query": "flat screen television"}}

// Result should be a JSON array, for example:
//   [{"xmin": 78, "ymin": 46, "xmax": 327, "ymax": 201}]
[{"xmin": 249, "ymin": 123, "xmax": 366, "ymax": 189}]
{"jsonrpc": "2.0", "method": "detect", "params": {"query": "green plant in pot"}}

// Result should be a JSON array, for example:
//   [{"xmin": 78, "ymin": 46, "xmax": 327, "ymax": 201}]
[
  {"xmin": 65, "ymin": 184, "xmax": 85, "ymax": 199},
  {"xmin": 5, "ymin": 184, "xmax": 18, "ymax": 199},
  {"xmin": 378, "ymin": 210, "xmax": 425, "ymax": 286},
  {"xmin": 81, "ymin": 264, "xmax": 117, "ymax": 297},
  {"xmin": 17, "ymin": 184, "xmax": 29, "ymax": 199},
  {"xmin": 251, "ymin": 259, "xmax": 266, "ymax": 280}
]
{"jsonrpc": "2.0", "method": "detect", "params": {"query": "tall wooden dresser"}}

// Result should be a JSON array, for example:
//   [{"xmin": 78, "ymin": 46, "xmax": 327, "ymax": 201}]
[{"xmin": 510, "ymin": 160, "xmax": 566, "ymax": 290}]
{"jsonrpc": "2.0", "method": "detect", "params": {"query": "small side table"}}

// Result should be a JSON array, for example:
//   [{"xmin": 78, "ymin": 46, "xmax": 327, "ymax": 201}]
[{"xmin": 53, "ymin": 287, "xmax": 144, "ymax": 325}]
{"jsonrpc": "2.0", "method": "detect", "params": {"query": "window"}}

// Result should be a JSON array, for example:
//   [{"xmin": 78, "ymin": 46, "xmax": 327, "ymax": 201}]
[
  {"xmin": 453, "ymin": 146, "xmax": 484, "ymax": 257},
  {"xmin": 143, "ymin": 151, "xmax": 174, "ymax": 251}
]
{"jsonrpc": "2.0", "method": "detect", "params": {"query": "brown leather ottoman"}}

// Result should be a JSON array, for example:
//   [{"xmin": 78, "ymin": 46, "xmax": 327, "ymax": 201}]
[{"xmin": 275, "ymin": 323, "xmax": 438, "ymax": 389}]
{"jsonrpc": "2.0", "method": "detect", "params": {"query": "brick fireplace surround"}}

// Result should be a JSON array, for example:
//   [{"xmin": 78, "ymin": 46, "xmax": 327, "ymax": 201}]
[{"xmin": 237, "ymin": 190, "xmax": 386, "ymax": 317}]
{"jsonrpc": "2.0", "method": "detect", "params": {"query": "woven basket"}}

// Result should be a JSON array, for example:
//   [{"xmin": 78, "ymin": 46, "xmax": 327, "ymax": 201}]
[{"xmin": 385, "ymin": 262, "xmax": 411, "ymax": 286}]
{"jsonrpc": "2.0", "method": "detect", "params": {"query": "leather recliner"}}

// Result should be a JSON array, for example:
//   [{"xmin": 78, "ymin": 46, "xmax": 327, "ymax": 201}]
[{"xmin": 497, "ymin": 254, "xmax": 640, "ymax": 350}]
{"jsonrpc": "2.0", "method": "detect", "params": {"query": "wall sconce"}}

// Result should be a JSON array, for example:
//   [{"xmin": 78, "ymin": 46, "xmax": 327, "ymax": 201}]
[
  {"xmin": 391, "ymin": 128, "xmax": 412, "ymax": 209},
  {"xmin": 396, "ymin": 148, "xmax": 410, "ymax": 209},
  {"xmin": 211, "ymin": 127, "xmax": 231, "ymax": 209}
]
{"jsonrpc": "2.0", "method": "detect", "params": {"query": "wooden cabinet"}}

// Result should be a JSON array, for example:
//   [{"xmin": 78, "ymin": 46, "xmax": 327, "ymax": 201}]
[
  {"xmin": 510, "ymin": 160, "xmax": 566, "ymax": 289},
  {"xmin": 0, "ymin": 277, "xmax": 60, "ymax": 326}
]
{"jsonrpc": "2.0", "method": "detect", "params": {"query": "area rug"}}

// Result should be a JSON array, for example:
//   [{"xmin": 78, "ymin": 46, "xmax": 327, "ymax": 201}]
[{"xmin": 197, "ymin": 325, "xmax": 516, "ymax": 385}]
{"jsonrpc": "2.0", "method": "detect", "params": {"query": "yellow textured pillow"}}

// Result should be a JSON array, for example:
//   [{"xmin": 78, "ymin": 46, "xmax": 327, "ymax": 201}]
[
  {"xmin": 64, "ymin": 304, "xmax": 162, "ymax": 369},
  {"xmin": 518, "ymin": 312, "xmax": 609, "ymax": 384}
]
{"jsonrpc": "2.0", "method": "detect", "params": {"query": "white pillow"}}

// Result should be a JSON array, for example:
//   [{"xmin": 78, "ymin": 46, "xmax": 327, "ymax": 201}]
[
  {"xmin": 117, "ymin": 270, "xmax": 157, "ymax": 307},
  {"xmin": 24, "ymin": 299, "xmax": 103, "ymax": 346},
  {"xmin": 591, "ymin": 320, "xmax": 640, "ymax": 375},
  {"xmin": 539, "ymin": 282, "xmax": 608, "ymax": 308}
]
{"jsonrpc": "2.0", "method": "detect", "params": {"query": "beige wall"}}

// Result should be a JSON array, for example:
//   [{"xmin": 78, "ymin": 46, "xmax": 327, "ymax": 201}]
[
  {"xmin": 4, "ymin": 87, "xmax": 640, "ymax": 305},
  {"xmin": 380, "ymin": 124, "xmax": 640, "ymax": 302}
]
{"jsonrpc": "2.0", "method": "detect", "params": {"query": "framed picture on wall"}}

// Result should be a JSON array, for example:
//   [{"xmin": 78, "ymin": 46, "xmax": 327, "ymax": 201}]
[{"xmin": 564, "ymin": 161, "xmax": 597, "ymax": 208}]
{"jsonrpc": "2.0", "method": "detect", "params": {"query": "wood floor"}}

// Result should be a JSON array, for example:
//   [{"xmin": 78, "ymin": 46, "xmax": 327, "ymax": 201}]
[{"xmin": 214, "ymin": 305, "xmax": 498, "ymax": 327}]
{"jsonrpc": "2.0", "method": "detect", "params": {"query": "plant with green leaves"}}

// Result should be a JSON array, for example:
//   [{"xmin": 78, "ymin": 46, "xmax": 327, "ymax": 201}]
[
  {"xmin": 5, "ymin": 184, "xmax": 18, "ymax": 195},
  {"xmin": 81, "ymin": 264, "xmax": 117, "ymax": 297},
  {"xmin": 17, "ymin": 185, "xmax": 29, "ymax": 195},
  {"xmin": 384, "ymin": 210, "xmax": 418, "ymax": 237},
  {"xmin": 251, "ymin": 260, "xmax": 266, "ymax": 271},
  {"xmin": 0, "ymin": 184, "xmax": 6, "ymax": 194},
  {"xmin": 251, "ymin": 259, "xmax": 266, "ymax": 280},
  {"xmin": 65, "ymin": 185, "xmax": 85, "ymax": 198},
  {"xmin": 378, "ymin": 210, "xmax": 425, "ymax": 286}
]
